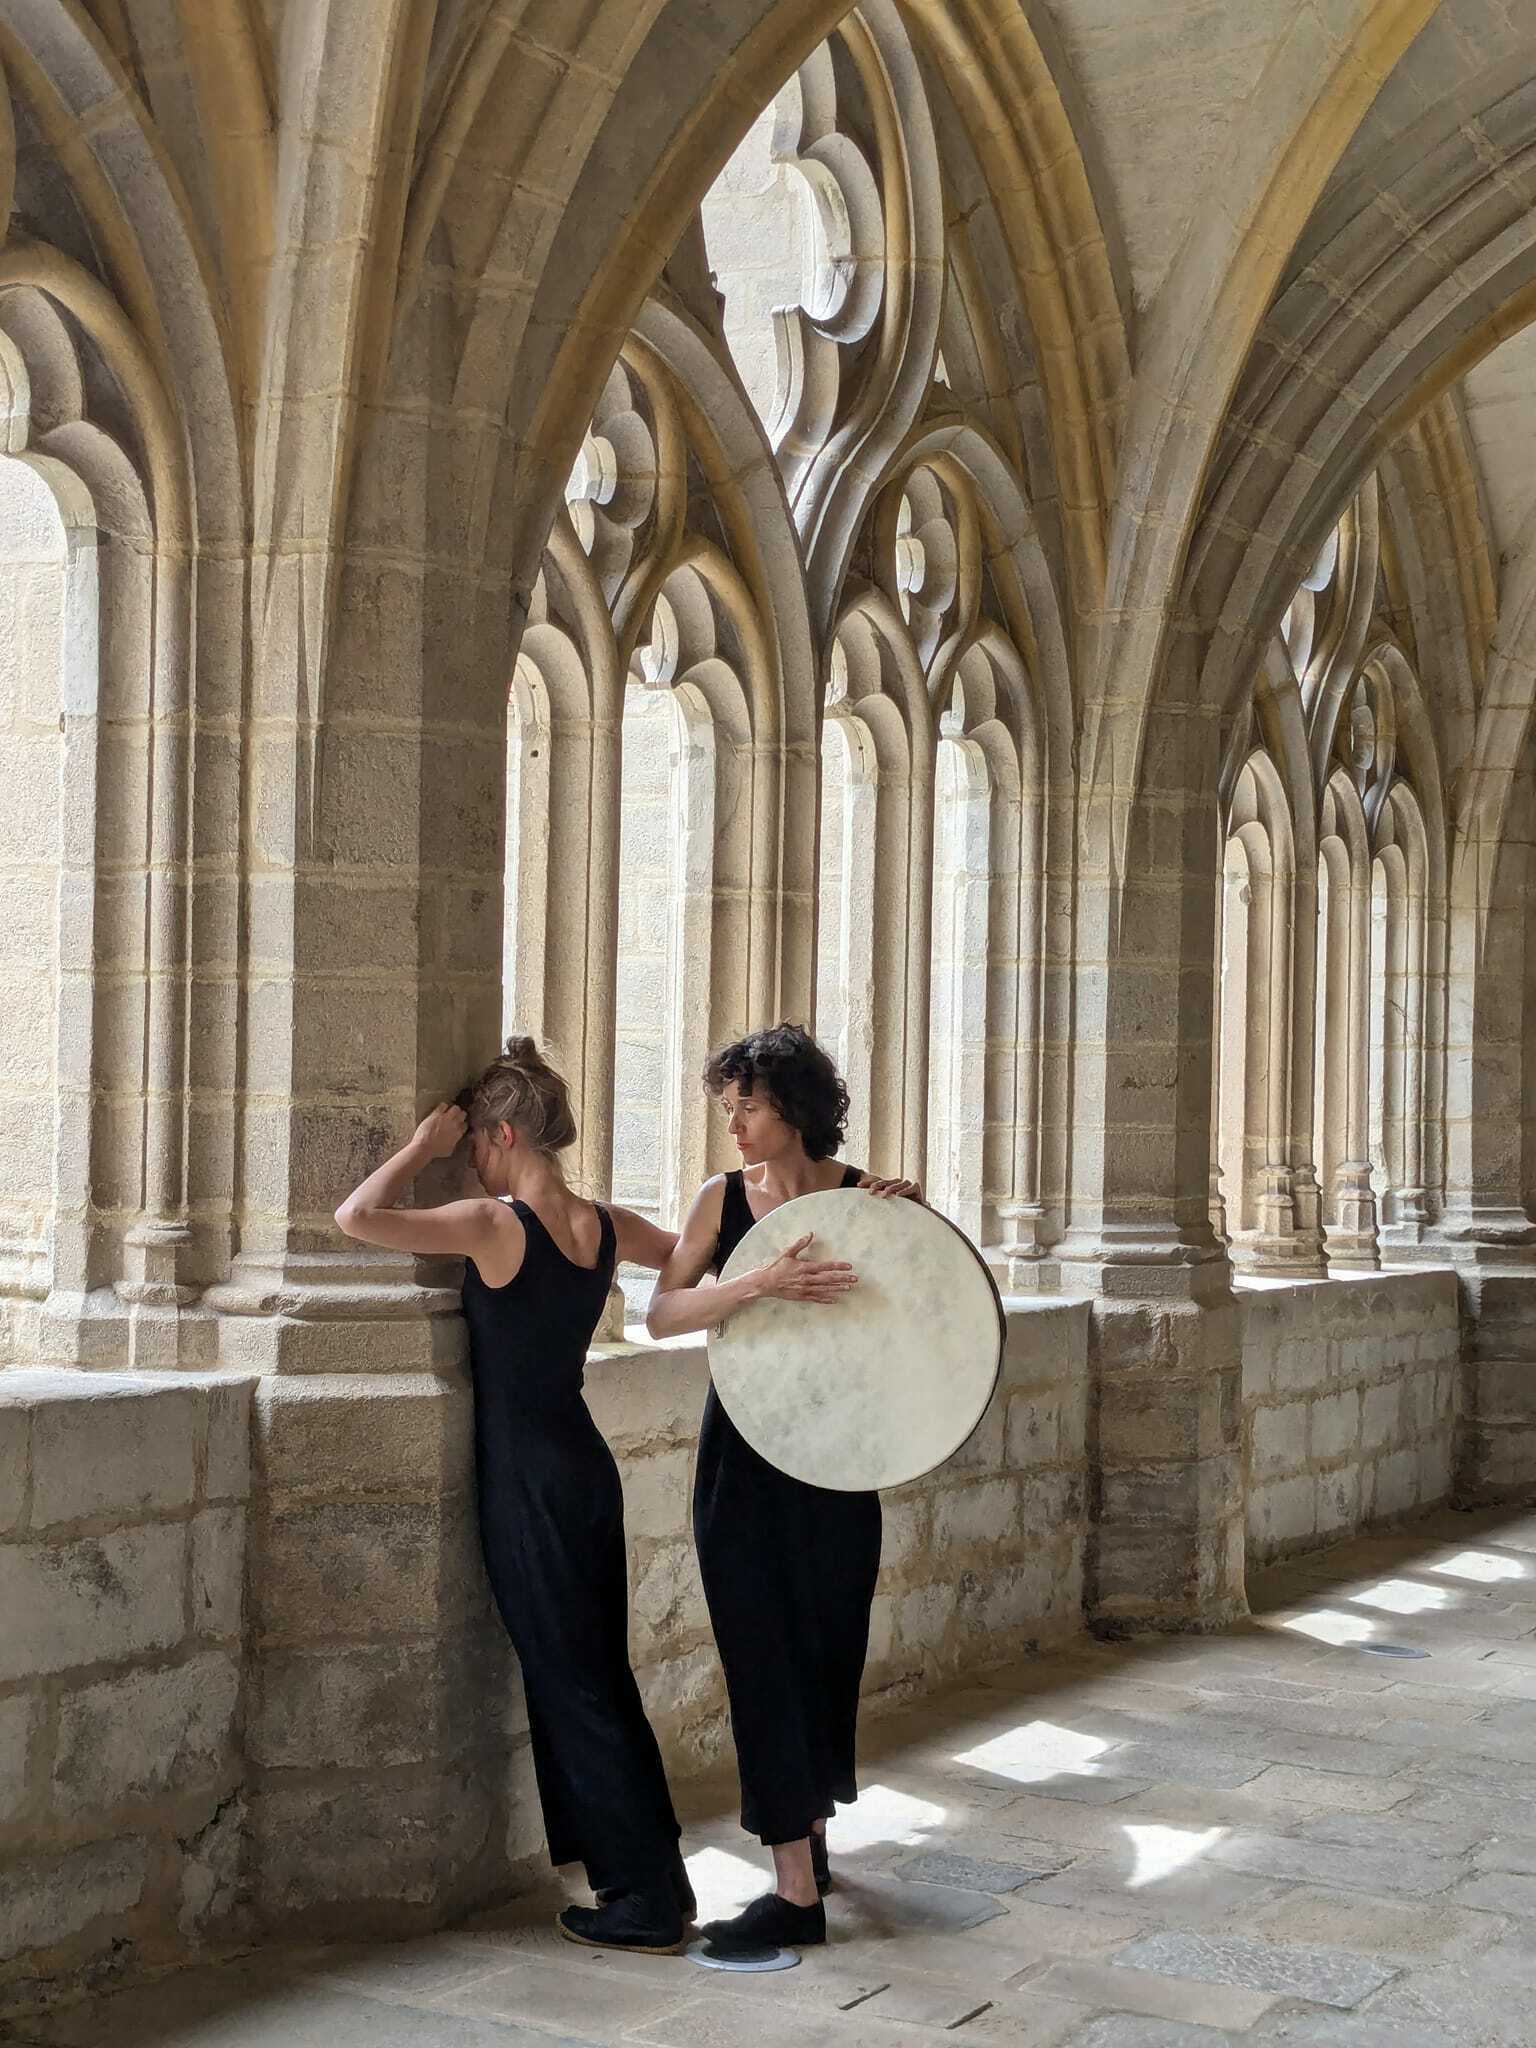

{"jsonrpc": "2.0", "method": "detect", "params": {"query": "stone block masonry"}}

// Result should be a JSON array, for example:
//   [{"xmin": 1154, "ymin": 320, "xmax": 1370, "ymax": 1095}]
[
  {"xmin": 0, "ymin": 1370, "xmax": 254, "ymax": 2015},
  {"xmin": 1241, "ymin": 1271, "xmax": 1460, "ymax": 1565}
]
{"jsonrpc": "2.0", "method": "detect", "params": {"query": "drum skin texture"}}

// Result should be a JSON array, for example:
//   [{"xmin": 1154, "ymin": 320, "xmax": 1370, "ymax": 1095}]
[{"xmin": 709, "ymin": 1187, "xmax": 1004, "ymax": 1491}]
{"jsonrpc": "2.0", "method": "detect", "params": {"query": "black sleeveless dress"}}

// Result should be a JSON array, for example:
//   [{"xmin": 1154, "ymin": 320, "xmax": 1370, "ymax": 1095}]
[
  {"xmin": 695, "ymin": 1167, "xmax": 884, "ymax": 1844},
  {"xmin": 463, "ymin": 1200, "xmax": 681, "ymax": 1892}
]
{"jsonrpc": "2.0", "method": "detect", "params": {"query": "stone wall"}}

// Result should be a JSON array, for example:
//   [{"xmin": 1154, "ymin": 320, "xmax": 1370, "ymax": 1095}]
[
  {"xmin": 0, "ymin": 1371, "xmax": 253, "ymax": 2011},
  {"xmin": 1240, "ymin": 1271, "xmax": 1460, "ymax": 1565}
]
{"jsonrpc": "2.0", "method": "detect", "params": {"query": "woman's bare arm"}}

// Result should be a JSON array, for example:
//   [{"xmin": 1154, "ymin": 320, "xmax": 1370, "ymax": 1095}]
[
  {"xmin": 608, "ymin": 1205, "xmax": 679, "ymax": 1272},
  {"xmin": 334, "ymin": 1104, "xmax": 517, "ymax": 1274},
  {"xmin": 645, "ymin": 1178, "xmax": 858, "ymax": 1340}
]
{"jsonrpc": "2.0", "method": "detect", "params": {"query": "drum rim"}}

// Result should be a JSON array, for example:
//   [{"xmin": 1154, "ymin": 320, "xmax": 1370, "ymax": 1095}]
[{"xmin": 709, "ymin": 1186, "xmax": 1006, "ymax": 1490}]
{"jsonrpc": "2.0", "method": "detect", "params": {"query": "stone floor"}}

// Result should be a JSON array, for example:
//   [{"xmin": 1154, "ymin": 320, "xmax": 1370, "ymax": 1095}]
[{"xmin": 15, "ymin": 1504, "xmax": 1536, "ymax": 2047}]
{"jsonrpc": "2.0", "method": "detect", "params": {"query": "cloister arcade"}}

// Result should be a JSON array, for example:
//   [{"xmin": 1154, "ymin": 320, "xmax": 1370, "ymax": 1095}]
[{"xmin": 8, "ymin": 0, "xmax": 1536, "ymax": 2014}]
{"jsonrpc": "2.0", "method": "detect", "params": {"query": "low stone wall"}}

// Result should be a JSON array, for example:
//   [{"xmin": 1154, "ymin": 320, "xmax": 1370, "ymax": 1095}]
[
  {"xmin": 5, "ymin": 1273, "xmax": 1472, "ymax": 2006},
  {"xmin": 0, "ymin": 1370, "xmax": 253, "ymax": 2012},
  {"xmin": 590, "ymin": 1296, "xmax": 1092, "ymax": 1773},
  {"xmin": 0, "ymin": 1300, "xmax": 1090, "ymax": 2009},
  {"xmin": 1240, "ymin": 1269, "xmax": 1460, "ymax": 1565}
]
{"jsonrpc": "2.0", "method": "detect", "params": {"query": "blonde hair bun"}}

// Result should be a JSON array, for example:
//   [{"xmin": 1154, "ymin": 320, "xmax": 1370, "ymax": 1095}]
[{"xmin": 465, "ymin": 1035, "xmax": 578, "ymax": 1155}]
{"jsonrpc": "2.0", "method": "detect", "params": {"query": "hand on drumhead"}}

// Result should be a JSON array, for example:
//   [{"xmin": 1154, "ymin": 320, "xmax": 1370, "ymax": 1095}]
[
  {"xmin": 859, "ymin": 1173, "xmax": 924, "ymax": 1203},
  {"xmin": 753, "ymin": 1232, "xmax": 858, "ymax": 1305}
]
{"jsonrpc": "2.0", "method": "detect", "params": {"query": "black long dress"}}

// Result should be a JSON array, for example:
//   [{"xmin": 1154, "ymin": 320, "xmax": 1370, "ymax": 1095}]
[
  {"xmin": 463, "ymin": 1199, "xmax": 681, "ymax": 1893},
  {"xmin": 695, "ymin": 1167, "xmax": 884, "ymax": 1845}
]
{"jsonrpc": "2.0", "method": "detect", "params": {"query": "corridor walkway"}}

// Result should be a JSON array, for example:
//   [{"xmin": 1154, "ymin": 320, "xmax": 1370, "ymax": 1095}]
[{"xmin": 10, "ymin": 1505, "xmax": 1536, "ymax": 2047}]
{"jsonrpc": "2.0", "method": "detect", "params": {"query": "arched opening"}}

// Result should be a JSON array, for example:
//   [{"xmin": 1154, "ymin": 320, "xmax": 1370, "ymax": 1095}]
[
  {"xmin": 816, "ymin": 705, "xmax": 876, "ymax": 1167},
  {"xmin": 0, "ymin": 453, "xmax": 78, "ymax": 1313},
  {"xmin": 1316, "ymin": 775, "xmax": 1379, "ymax": 1269},
  {"xmin": 1370, "ymin": 785, "xmax": 1431, "ymax": 1245},
  {"xmin": 1213, "ymin": 755, "xmax": 1307, "ymax": 1269},
  {"xmin": 502, "ymin": 651, "xmax": 552, "ymax": 1041},
  {"xmin": 927, "ymin": 717, "xmax": 991, "ymax": 1236},
  {"xmin": 613, "ymin": 683, "xmax": 686, "ymax": 1230},
  {"xmin": 1216, "ymin": 833, "xmax": 1256, "ymax": 1243}
]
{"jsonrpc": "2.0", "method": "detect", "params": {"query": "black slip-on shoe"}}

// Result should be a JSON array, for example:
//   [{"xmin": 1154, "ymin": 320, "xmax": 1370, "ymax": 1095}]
[
  {"xmin": 558, "ymin": 1884, "xmax": 685, "ymax": 1956},
  {"xmin": 597, "ymin": 1851, "xmax": 696, "ymax": 1921},
  {"xmin": 698, "ymin": 1890, "xmax": 826, "ymax": 1953}
]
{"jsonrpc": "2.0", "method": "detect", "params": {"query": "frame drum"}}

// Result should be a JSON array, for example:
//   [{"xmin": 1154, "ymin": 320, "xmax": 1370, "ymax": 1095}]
[{"xmin": 709, "ymin": 1188, "xmax": 1005, "ymax": 1491}]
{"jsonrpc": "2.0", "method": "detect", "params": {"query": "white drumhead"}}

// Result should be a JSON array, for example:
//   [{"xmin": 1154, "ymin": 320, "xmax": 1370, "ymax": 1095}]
[{"xmin": 709, "ymin": 1188, "xmax": 1004, "ymax": 1491}]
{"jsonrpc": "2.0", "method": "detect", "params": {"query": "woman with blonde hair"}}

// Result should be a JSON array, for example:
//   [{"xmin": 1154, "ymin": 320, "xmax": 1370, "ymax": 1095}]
[{"xmin": 335, "ymin": 1036, "xmax": 691, "ymax": 1955}]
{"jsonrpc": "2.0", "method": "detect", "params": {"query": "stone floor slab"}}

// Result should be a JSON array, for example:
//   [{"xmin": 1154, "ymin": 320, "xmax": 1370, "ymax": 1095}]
[
  {"xmin": 422, "ymin": 1960, "xmax": 689, "ymax": 2033},
  {"xmin": 1242, "ymin": 1883, "xmax": 1507, "ymax": 1965},
  {"xmin": 894, "ymin": 1850, "xmax": 1054, "ymax": 1892},
  {"xmin": 1353, "ymin": 1959, "xmax": 1536, "ymax": 2044},
  {"xmin": 1062, "ymin": 2019, "xmax": 1243, "ymax": 2046},
  {"xmin": 1110, "ymin": 1930, "xmax": 1396, "ymax": 2008},
  {"xmin": 1023, "ymin": 1956, "xmax": 1278, "ymax": 2029}
]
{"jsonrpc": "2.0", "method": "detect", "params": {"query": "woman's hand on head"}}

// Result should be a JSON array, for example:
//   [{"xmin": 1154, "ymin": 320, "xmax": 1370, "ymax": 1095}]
[
  {"xmin": 753, "ymin": 1232, "xmax": 858, "ymax": 1305},
  {"xmin": 859, "ymin": 1173, "xmax": 923, "ymax": 1203},
  {"xmin": 412, "ymin": 1102, "xmax": 468, "ymax": 1160}
]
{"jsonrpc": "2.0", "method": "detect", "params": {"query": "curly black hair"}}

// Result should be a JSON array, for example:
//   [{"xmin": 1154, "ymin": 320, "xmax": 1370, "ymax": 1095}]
[{"xmin": 703, "ymin": 1023, "xmax": 851, "ymax": 1162}]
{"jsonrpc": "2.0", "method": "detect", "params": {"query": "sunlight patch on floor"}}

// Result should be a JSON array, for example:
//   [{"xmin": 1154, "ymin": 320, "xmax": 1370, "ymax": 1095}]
[
  {"xmin": 1278, "ymin": 1607, "xmax": 1376, "ymax": 1645},
  {"xmin": 828, "ymin": 1783, "xmax": 948, "ymax": 1853},
  {"xmin": 1121, "ymin": 1823, "xmax": 1227, "ymax": 1889},
  {"xmin": 953, "ymin": 1720, "xmax": 1111, "ymax": 1784},
  {"xmin": 1349, "ymin": 1578, "xmax": 1453, "ymax": 1615},
  {"xmin": 1429, "ymin": 1548, "xmax": 1527, "ymax": 1583},
  {"xmin": 682, "ymin": 1846, "xmax": 770, "ymax": 1920}
]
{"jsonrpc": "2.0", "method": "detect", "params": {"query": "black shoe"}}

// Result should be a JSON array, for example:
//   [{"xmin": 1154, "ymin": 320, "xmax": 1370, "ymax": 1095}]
[
  {"xmin": 810, "ymin": 1831, "xmax": 832, "ymax": 1896},
  {"xmin": 558, "ymin": 1883, "xmax": 685, "ymax": 1955},
  {"xmin": 699, "ymin": 1890, "xmax": 826, "ymax": 1953},
  {"xmin": 597, "ymin": 1851, "xmax": 696, "ymax": 1920}
]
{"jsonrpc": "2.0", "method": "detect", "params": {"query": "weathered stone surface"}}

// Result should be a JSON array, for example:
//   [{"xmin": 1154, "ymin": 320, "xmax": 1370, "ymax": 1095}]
[
  {"xmin": 250, "ymin": 1771, "xmax": 494, "ymax": 1919},
  {"xmin": 1030, "ymin": 1956, "xmax": 1277, "ymax": 2030},
  {"xmin": 0, "ymin": 1523, "xmax": 186, "ymax": 1681},
  {"xmin": 1066, "ymin": 2021, "xmax": 1252, "ymax": 2048},
  {"xmin": 251, "ymin": 1500, "xmax": 471, "ymax": 1639},
  {"xmin": 190, "ymin": 1505, "xmax": 246, "ymax": 1639},
  {"xmin": 177, "ymin": 1791, "xmax": 248, "ymax": 1939},
  {"xmin": 249, "ymin": 1645, "xmax": 445, "ymax": 1771},
  {"xmin": 0, "ymin": 1837, "xmax": 148, "ymax": 1963},
  {"xmin": 52, "ymin": 1651, "xmax": 239, "ymax": 1817},
  {"xmin": 28, "ymin": 1378, "xmax": 199, "ymax": 1527},
  {"xmin": 254, "ymin": 1377, "xmax": 473, "ymax": 1501},
  {"xmin": 896, "ymin": 1850, "xmax": 1052, "ymax": 1893},
  {"xmin": 0, "ymin": 1692, "xmax": 37, "ymax": 1824},
  {"xmin": 1112, "ymin": 1928, "xmax": 1396, "ymax": 2007},
  {"xmin": 0, "ymin": 1403, "xmax": 27, "ymax": 1534},
  {"xmin": 203, "ymin": 1379, "xmax": 254, "ymax": 1502}
]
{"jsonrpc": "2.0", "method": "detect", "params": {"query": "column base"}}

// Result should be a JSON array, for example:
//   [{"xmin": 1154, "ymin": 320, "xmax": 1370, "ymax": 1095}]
[
  {"xmin": 3, "ymin": 1288, "xmax": 220, "ymax": 1371},
  {"xmin": 206, "ymin": 1251, "xmax": 462, "ymax": 1373}
]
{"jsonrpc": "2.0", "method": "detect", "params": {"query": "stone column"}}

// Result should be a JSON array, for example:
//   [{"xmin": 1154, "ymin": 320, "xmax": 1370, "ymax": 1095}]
[
  {"xmin": 1064, "ymin": 690, "xmax": 1246, "ymax": 1635},
  {"xmin": 1438, "ymin": 795, "xmax": 1536, "ymax": 1502},
  {"xmin": 210, "ymin": 353, "xmax": 536, "ymax": 1929}
]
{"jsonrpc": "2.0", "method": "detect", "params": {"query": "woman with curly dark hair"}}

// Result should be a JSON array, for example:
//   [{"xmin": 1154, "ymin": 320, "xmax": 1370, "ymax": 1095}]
[{"xmin": 647, "ymin": 1022, "xmax": 919, "ymax": 1953}]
